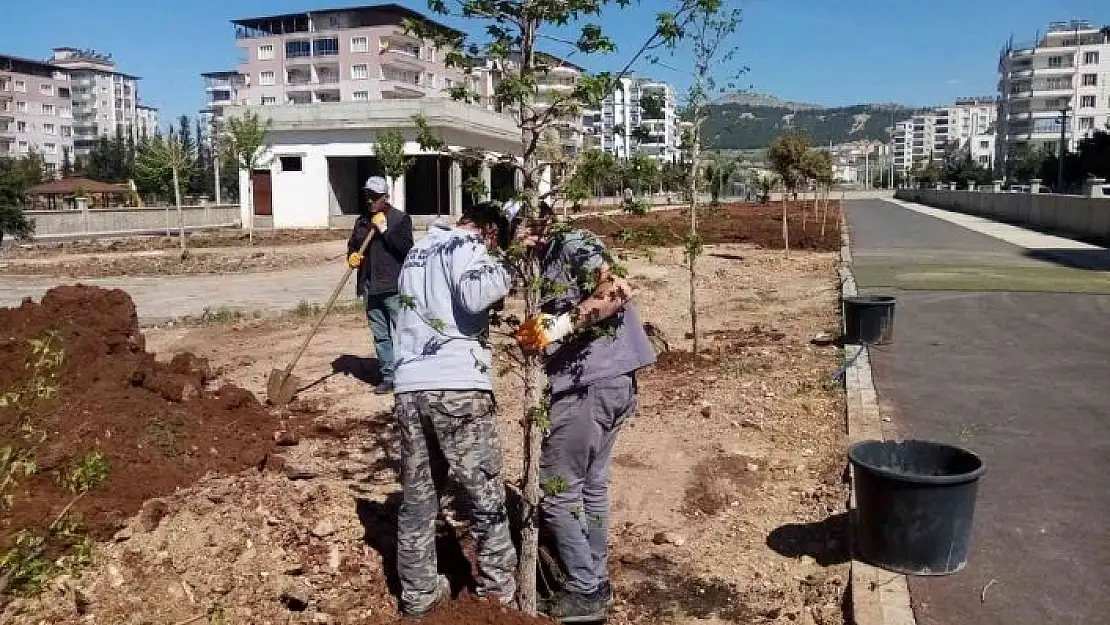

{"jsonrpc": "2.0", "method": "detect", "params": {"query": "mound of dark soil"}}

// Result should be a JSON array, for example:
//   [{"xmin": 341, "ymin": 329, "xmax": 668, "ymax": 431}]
[
  {"xmin": 576, "ymin": 201, "xmax": 841, "ymax": 251},
  {"xmin": 0, "ymin": 285, "xmax": 289, "ymax": 546}
]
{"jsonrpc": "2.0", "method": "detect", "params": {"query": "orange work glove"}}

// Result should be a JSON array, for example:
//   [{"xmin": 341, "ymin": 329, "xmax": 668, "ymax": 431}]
[
  {"xmin": 515, "ymin": 313, "xmax": 575, "ymax": 353},
  {"xmin": 371, "ymin": 212, "xmax": 388, "ymax": 232},
  {"xmin": 347, "ymin": 252, "xmax": 363, "ymax": 269}
]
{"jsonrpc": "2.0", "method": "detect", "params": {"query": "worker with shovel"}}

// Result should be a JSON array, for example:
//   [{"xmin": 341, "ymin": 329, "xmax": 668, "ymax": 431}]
[
  {"xmin": 347, "ymin": 176, "xmax": 413, "ymax": 394},
  {"xmin": 390, "ymin": 202, "xmax": 517, "ymax": 618},
  {"xmin": 515, "ymin": 205, "xmax": 656, "ymax": 623}
]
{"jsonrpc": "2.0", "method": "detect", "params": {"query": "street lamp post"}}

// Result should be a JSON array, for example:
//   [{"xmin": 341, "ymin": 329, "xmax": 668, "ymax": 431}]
[{"xmin": 1057, "ymin": 107, "xmax": 1070, "ymax": 192}]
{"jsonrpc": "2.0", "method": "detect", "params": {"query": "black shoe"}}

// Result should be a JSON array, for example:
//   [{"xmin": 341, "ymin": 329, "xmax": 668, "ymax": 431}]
[
  {"xmin": 544, "ymin": 590, "xmax": 606, "ymax": 623},
  {"xmin": 373, "ymin": 380, "xmax": 394, "ymax": 395}
]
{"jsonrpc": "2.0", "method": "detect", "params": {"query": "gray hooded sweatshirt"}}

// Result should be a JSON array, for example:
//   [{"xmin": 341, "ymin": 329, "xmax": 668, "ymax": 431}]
[{"xmin": 392, "ymin": 222, "xmax": 511, "ymax": 393}]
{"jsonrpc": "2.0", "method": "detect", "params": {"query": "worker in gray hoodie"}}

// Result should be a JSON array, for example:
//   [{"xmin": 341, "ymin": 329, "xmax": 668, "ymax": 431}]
[{"xmin": 390, "ymin": 203, "xmax": 516, "ymax": 618}]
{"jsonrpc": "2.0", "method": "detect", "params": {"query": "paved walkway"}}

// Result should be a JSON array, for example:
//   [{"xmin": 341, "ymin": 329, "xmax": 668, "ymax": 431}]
[
  {"xmin": 0, "ymin": 262, "xmax": 355, "ymax": 324},
  {"xmin": 845, "ymin": 199, "xmax": 1110, "ymax": 625}
]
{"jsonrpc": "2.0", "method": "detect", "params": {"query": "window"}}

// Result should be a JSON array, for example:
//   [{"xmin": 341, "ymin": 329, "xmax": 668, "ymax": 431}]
[
  {"xmin": 15, "ymin": 80, "xmax": 26, "ymax": 93},
  {"xmin": 16, "ymin": 101, "xmax": 26, "ymax": 113},
  {"xmin": 43, "ymin": 123, "xmax": 56, "ymax": 135},
  {"xmin": 1084, "ymin": 51, "xmax": 1100, "ymax": 65},
  {"xmin": 1079, "ymin": 117, "xmax": 1095, "ymax": 130},
  {"xmin": 444, "ymin": 78, "xmax": 455, "ymax": 89},
  {"xmin": 58, "ymin": 87, "xmax": 70, "ymax": 98},
  {"xmin": 1047, "ymin": 56, "xmax": 1064, "ymax": 68},
  {"xmin": 60, "ymin": 106, "xmax": 72, "ymax": 118},
  {"xmin": 261, "ymin": 96, "xmax": 277, "ymax": 105},
  {"xmin": 979, "ymin": 140, "xmax": 989, "ymax": 149},
  {"xmin": 286, "ymin": 40, "xmax": 311, "ymax": 58},
  {"xmin": 353, "ymin": 90, "xmax": 369, "ymax": 101},
  {"xmin": 279, "ymin": 156, "xmax": 303, "ymax": 172},
  {"xmin": 17, "ymin": 140, "xmax": 28, "ymax": 152},
  {"xmin": 1046, "ymin": 77, "xmax": 1071, "ymax": 90},
  {"xmin": 16, "ymin": 121, "xmax": 27, "ymax": 133},
  {"xmin": 424, "ymin": 72, "xmax": 435, "ymax": 87},
  {"xmin": 43, "ymin": 142, "xmax": 56, "ymax": 154},
  {"xmin": 61, "ymin": 126, "xmax": 71, "ymax": 137},
  {"xmin": 313, "ymin": 37, "xmax": 339, "ymax": 56},
  {"xmin": 258, "ymin": 44, "xmax": 275, "ymax": 60},
  {"xmin": 1081, "ymin": 95, "xmax": 1097, "ymax": 108},
  {"xmin": 1082, "ymin": 74, "xmax": 1098, "ymax": 87},
  {"xmin": 351, "ymin": 64, "xmax": 369, "ymax": 80},
  {"xmin": 259, "ymin": 71, "xmax": 276, "ymax": 86},
  {"xmin": 351, "ymin": 36, "xmax": 368, "ymax": 52},
  {"xmin": 39, "ymin": 83, "xmax": 53, "ymax": 96}
]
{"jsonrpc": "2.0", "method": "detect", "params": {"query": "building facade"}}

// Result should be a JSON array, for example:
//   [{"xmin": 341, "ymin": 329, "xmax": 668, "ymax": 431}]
[
  {"xmin": 892, "ymin": 97, "xmax": 998, "ymax": 174},
  {"xmin": 583, "ymin": 77, "xmax": 679, "ymax": 162},
  {"xmin": 232, "ymin": 4, "xmax": 466, "ymax": 106},
  {"xmin": 997, "ymin": 20, "xmax": 1110, "ymax": 172},
  {"xmin": 50, "ymin": 48, "xmax": 156, "ymax": 156},
  {"xmin": 0, "ymin": 54, "xmax": 74, "ymax": 174}
]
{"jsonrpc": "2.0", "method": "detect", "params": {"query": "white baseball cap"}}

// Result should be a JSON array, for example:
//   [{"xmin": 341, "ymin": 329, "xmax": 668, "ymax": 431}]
[
  {"xmin": 363, "ymin": 176, "xmax": 389, "ymax": 195},
  {"xmin": 502, "ymin": 200, "xmax": 522, "ymax": 222}
]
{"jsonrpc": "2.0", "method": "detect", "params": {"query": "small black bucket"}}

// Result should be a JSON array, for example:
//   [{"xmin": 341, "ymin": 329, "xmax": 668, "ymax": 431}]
[
  {"xmin": 843, "ymin": 295, "xmax": 896, "ymax": 345},
  {"xmin": 848, "ymin": 439, "xmax": 985, "ymax": 575}
]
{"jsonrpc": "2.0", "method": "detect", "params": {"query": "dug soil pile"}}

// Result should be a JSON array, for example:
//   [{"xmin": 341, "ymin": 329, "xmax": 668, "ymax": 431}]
[
  {"xmin": 576, "ymin": 201, "xmax": 841, "ymax": 251},
  {"xmin": 0, "ymin": 285, "xmax": 289, "ymax": 550}
]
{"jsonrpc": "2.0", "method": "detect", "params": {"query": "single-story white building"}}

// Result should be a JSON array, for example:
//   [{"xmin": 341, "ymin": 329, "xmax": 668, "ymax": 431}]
[{"xmin": 233, "ymin": 99, "xmax": 527, "ymax": 229}]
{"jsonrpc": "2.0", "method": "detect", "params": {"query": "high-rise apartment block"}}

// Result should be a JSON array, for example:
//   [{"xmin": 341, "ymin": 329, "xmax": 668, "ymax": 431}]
[
  {"xmin": 0, "ymin": 54, "xmax": 74, "ymax": 174},
  {"xmin": 585, "ymin": 77, "xmax": 680, "ymax": 162},
  {"xmin": 892, "ymin": 97, "xmax": 998, "ymax": 174},
  {"xmin": 50, "ymin": 48, "xmax": 158, "ymax": 156},
  {"xmin": 231, "ymin": 4, "xmax": 466, "ymax": 106},
  {"xmin": 997, "ymin": 20, "xmax": 1110, "ymax": 169}
]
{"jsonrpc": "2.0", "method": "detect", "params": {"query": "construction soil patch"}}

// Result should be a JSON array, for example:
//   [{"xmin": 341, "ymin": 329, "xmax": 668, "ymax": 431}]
[
  {"xmin": 0, "ymin": 286, "xmax": 303, "ymax": 595},
  {"xmin": 575, "ymin": 201, "xmax": 841, "ymax": 252},
  {"xmin": 5, "ymin": 229, "xmax": 351, "ymax": 258},
  {"xmin": 3, "ymin": 243, "xmax": 848, "ymax": 624}
]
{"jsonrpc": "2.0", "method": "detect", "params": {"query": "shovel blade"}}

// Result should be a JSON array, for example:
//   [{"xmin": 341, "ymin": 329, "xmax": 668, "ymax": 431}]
[{"xmin": 266, "ymin": 369, "xmax": 303, "ymax": 406}]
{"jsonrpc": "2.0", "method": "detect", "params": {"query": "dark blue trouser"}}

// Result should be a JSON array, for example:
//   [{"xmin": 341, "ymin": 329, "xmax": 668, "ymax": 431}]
[{"xmin": 366, "ymin": 292, "xmax": 401, "ymax": 382}]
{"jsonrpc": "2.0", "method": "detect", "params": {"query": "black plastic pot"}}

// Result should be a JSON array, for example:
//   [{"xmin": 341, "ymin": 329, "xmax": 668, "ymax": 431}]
[
  {"xmin": 848, "ymin": 439, "xmax": 985, "ymax": 576},
  {"xmin": 843, "ymin": 295, "xmax": 896, "ymax": 345}
]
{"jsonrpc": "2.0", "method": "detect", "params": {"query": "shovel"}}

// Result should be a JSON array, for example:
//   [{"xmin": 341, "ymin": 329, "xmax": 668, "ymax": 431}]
[{"xmin": 266, "ymin": 231, "xmax": 373, "ymax": 405}]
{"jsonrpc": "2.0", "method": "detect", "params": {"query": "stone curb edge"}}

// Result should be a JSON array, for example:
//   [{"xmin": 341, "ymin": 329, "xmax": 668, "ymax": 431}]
[{"xmin": 839, "ymin": 208, "xmax": 917, "ymax": 625}]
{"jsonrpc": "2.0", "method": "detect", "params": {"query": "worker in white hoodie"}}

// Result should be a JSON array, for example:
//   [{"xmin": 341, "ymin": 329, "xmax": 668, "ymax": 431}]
[{"xmin": 390, "ymin": 202, "xmax": 516, "ymax": 618}]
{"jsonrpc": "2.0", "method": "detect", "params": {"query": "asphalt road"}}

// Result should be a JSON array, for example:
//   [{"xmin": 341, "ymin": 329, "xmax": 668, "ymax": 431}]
[{"xmin": 845, "ymin": 200, "xmax": 1110, "ymax": 625}]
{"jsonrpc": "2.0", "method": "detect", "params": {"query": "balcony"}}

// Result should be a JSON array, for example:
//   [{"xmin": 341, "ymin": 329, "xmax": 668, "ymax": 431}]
[
  {"xmin": 1036, "ymin": 64, "xmax": 1076, "ymax": 75},
  {"xmin": 381, "ymin": 80, "xmax": 426, "ymax": 99}
]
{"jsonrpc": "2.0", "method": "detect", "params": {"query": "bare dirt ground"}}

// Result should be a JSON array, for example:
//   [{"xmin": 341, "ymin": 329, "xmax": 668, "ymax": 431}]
[
  {"xmin": 5, "ymin": 229, "xmax": 352, "ymax": 258},
  {"xmin": 0, "ymin": 240, "xmax": 347, "ymax": 278},
  {"xmin": 2, "ymin": 237, "xmax": 847, "ymax": 623}
]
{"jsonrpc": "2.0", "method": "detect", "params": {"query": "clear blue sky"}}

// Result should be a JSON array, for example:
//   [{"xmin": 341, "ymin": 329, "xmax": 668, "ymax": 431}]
[{"xmin": 1, "ymin": 0, "xmax": 1106, "ymax": 127}]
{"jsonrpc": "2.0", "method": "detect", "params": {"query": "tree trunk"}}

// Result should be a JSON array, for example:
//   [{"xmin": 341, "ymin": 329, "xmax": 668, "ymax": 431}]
[
  {"xmin": 172, "ymin": 166, "xmax": 187, "ymax": 257},
  {"xmin": 688, "ymin": 123, "xmax": 701, "ymax": 356},
  {"xmin": 247, "ymin": 176, "xmax": 255, "ymax": 245},
  {"xmin": 820, "ymin": 185, "xmax": 830, "ymax": 238},
  {"xmin": 516, "ymin": 19, "xmax": 543, "ymax": 616},
  {"xmin": 782, "ymin": 192, "xmax": 790, "ymax": 258}
]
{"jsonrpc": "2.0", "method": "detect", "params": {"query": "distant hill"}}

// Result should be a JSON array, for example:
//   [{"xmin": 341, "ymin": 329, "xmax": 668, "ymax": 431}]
[
  {"xmin": 716, "ymin": 92, "xmax": 824, "ymax": 111},
  {"xmin": 701, "ymin": 101, "xmax": 926, "ymax": 150}
]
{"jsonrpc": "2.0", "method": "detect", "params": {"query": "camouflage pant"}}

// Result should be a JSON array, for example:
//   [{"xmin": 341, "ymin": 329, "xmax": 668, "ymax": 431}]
[{"xmin": 394, "ymin": 390, "xmax": 517, "ymax": 612}]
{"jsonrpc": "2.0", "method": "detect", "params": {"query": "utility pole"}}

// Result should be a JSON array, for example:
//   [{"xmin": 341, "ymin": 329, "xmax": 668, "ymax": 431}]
[{"xmin": 1056, "ymin": 107, "xmax": 1069, "ymax": 192}]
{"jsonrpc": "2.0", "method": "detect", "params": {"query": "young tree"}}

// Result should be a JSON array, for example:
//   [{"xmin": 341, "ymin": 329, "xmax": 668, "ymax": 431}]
[
  {"xmin": 0, "ymin": 154, "xmax": 42, "ymax": 244},
  {"xmin": 60, "ymin": 147, "xmax": 73, "ymax": 179},
  {"xmin": 766, "ymin": 131, "xmax": 811, "ymax": 256},
  {"xmin": 136, "ymin": 134, "xmax": 195, "ymax": 256},
  {"xmin": 223, "ymin": 111, "xmax": 271, "ymax": 242},
  {"xmin": 406, "ymin": 0, "xmax": 721, "ymax": 612},
  {"xmin": 677, "ymin": 2, "xmax": 742, "ymax": 356},
  {"xmin": 373, "ymin": 128, "xmax": 413, "ymax": 202}
]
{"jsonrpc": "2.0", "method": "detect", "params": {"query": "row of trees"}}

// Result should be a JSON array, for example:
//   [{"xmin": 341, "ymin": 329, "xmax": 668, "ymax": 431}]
[
  {"xmin": 766, "ymin": 131, "xmax": 835, "ymax": 253},
  {"xmin": 74, "ymin": 115, "xmax": 240, "ymax": 203},
  {"xmin": 0, "ymin": 153, "xmax": 44, "ymax": 244},
  {"xmin": 1006, "ymin": 130, "xmax": 1110, "ymax": 191}
]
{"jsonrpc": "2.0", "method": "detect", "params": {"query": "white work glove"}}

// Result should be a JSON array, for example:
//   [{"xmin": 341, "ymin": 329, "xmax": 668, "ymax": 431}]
[{"xmin": 515, "ymin": 312, "xmax": 575, "ymax": 353}]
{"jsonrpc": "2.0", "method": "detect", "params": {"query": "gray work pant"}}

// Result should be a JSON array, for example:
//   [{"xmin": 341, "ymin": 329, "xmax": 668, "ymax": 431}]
[{"xmin": 539, "ymin": 373, "xmax": 638, "ymax": 594}]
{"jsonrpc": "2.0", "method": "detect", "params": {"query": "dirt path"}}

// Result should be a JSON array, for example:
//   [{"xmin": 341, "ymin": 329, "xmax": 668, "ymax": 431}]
[{"xmin": 4, "ymin": 244, "xmax": 848, "ymax": 625}]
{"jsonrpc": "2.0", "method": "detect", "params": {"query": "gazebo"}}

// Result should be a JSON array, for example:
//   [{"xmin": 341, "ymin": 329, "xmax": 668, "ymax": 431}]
[{"xmin": 30, "ymin": 177, "xmax": 133, "ymax": 210}]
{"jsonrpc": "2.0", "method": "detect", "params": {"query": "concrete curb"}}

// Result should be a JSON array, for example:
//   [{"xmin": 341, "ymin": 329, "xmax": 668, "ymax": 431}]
[{"xmin": 839, "ymin": 210, "xmax": 918, "ymax": 625}]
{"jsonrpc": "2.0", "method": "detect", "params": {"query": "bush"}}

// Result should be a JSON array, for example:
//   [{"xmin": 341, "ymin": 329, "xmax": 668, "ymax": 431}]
[
  {"xmin": 0, "ymin": 205, "xmax": 36, "ymax": 247},
  {"xmin": 622, "ymin": 197, "xmax": 650, "ymax": 215}
]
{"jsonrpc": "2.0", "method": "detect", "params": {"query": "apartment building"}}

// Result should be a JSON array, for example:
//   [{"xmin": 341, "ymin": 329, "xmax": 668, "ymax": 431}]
[
  {"xmin": 583, "ymin": 77, "xmax": 679, "ymax": 162},
  {"xmin": 198, "ymin": 70, "xmax": 249, "ymax": 142},
  {"xmin": 232, "ymin": 4, "xmax": 466, "ymax": 106},
  {"xmin": 136, "ymin": 104, "xmax": 160, "ymax": 139},
  {"xmin": 892, "ymin": 97, "xmax": 999, "ymax": 174},
  {"xmin": 50, "ymin": 48, "xmax": 157, "ymax": 156},
  {"xmin": 997, "ymin": 20, "xmax": 1110, "ymax": 170},
  {"xmin": 0, "ymin": 54, "xmax": 75, "ymax": 175}
]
